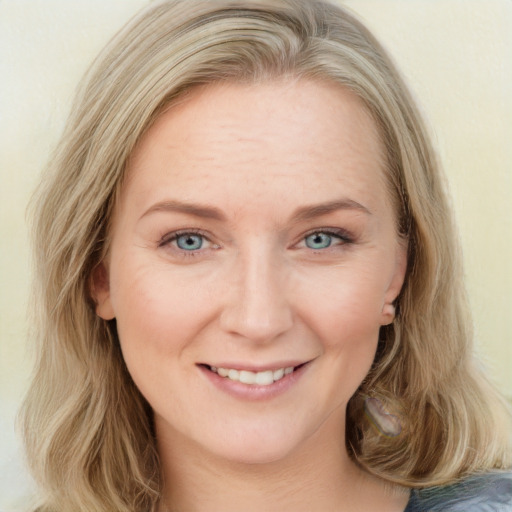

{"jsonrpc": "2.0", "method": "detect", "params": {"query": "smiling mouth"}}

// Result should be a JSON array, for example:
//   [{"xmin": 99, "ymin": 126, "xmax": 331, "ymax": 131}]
[{"xmin": 201, "ymin": 363, "xmax": 307, "ymax": 386}]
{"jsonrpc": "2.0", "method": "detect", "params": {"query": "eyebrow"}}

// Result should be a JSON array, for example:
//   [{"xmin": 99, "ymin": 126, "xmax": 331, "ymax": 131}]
[
  {"xmin": 140, "ymin": 200, "xmax": 226, "ymax": 221},
  {"xmin": 291, "ymin": 199, "xmax": 372, "ymax": 222},
  {"xmin": 139, "ymin": 198, "xmax": 371, "ymax": 223}
]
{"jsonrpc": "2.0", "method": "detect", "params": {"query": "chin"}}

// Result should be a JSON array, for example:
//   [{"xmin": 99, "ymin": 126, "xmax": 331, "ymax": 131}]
[
  {"xmin": 216, "ymin": 441, "xmax": 297, "ymax": 466},
  {"xmin": 202, "ymin": 420, "xmax": 318, "ymax": 467}
]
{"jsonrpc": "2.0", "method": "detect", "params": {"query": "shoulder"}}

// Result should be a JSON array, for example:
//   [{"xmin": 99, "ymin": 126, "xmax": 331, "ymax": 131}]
[{"xmin": 405, "ymin": 472, "xmax": 512, "ymax": 512}]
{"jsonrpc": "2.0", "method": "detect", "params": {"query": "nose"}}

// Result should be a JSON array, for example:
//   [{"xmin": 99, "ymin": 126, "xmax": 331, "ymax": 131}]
[{"xmin": 219, "ymin": 244, "xmax": 294, "ymax": 343}]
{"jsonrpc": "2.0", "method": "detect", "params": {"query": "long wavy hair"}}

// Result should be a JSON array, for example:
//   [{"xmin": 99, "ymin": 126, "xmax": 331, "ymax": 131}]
[{"xmin": 21, "ymin": 1, "xmax": 511, "ymax": 510}]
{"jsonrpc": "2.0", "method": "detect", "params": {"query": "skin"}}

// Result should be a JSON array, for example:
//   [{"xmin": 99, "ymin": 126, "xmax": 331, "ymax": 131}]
[{"xmin": 94, "ymin": 79, "xmax": 409, "ymax": 511}]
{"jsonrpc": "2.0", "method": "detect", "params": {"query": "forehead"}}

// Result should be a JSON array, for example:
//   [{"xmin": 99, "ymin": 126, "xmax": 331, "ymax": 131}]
[{"xmin": 121, "ymin": 79, "xmax": 390, "ymax": 221}]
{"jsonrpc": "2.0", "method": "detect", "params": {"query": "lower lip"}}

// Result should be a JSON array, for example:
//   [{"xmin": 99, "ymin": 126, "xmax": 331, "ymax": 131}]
[{"xmin": 198, "ymin": 363, "xmax": 310, "ymax": 401}]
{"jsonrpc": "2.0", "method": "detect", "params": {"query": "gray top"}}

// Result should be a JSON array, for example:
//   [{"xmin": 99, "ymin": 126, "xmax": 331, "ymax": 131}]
[{"xmin": 404, "ymin": 472, "xmax": 512, "ymax": 511}]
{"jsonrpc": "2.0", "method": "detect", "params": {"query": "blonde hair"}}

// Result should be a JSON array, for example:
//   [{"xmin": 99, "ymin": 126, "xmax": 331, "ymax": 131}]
[{"xmin": 21, "ymin": 0, "xmax": 511, "ymax": 510}]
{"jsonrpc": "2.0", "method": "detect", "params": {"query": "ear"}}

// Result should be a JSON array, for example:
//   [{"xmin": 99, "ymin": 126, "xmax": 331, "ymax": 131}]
[
  {"xmin": 90, "ymin": 262, "xmax": 115, "ymax": 320},
  {"xmin": 381, "ymin": 240, "xmax": 408, "ymax": 326}
]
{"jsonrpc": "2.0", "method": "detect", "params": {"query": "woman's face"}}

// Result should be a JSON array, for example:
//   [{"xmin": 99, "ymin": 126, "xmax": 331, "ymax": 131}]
[{"xmin": 95, "ymin": 80, "xmax": 406, "ymax": 464}]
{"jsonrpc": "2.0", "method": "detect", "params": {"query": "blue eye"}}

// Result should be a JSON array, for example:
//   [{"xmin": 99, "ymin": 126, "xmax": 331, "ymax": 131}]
[
  {"xmin": 305, "ymin": 232, "xmax": 334, "ymax": 249},
  {"xmin": 175, "ymin": 234, "xmax": 204, "ymax": 251}
]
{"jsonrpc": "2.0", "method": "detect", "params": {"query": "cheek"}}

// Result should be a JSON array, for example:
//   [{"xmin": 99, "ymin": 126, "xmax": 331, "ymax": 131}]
[
  {"xmin": 292, "ymin": 266, "xmax": 385, "ymax": 408},
  {"xmin": 296, "ymin": 262, "xmax": 387, "ymax": 347},
  {"xmin": 109, "ymin": 259, "xmax": 216, "ymax": 369}
]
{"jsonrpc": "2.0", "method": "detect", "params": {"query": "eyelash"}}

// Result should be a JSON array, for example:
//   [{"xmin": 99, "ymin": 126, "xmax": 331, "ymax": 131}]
[
  {"xmin": 158, "ymin": 229, "xmax": 214, "ymax": 256},
  {"xmin": 299, "ymin": 228, "xmax": 354, "ymax": 249},
  {"xmin": 157, "ymin": 227, "xmax": 354, "ymax": 257}
]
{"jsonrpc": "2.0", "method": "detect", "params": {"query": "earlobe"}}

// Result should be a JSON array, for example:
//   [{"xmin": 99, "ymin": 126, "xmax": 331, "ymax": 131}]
[
  {"xmin": 380, "ymin": 241, "xmax": 408, "ymax": 326},
  {"xmin": 380, "ymin": 303, "xmax": 396, "ymax": 325},
  {"xmin": 90, "ymin": 262, "xmax": 115, "ymax": 320}
]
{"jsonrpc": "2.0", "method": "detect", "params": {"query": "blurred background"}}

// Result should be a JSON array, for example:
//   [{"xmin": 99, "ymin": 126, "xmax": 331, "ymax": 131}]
[{"xmin": 1, "ymin": 1, "xmax": 511, "ymax": 509}]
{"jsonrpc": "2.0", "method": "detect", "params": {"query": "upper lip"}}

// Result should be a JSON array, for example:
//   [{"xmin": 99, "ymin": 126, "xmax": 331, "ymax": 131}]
[{"xmin": 198, "ymin": 360, "xmax": 311, "ymax": 372}]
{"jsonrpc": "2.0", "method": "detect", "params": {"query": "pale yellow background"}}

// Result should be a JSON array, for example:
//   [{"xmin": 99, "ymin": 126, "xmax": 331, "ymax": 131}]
[{"xmin": 1, "ymin": 1, "xmax": 511, "ymax": 509}]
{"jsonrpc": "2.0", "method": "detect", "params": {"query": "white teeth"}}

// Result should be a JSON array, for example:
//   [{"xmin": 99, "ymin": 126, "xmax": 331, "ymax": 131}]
[
  {"xmin": 273, "ymin": 368, "xmax": 284, "ymax": 381},
  {"xmin": 228, "ymin": 369, "xmax": 239, "ymax": 380},
  {"xmin": 218, "ymin": 367, "xmax": 229, "ymax": 377},
  {"xmin": 211, "ymin": 366, "xmax": 296, "ymax": 385},
  {"xmin": 239, "ymin": 370, "xmax": 256, "ymax": 384},
  {"xmin": 255, "ymin": 370, "xmax": 273, "ymax": 385}
]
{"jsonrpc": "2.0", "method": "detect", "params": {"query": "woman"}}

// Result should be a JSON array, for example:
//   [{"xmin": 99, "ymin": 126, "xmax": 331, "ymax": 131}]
[{"xmin": 21, "ymin": 1, "xmax": 512, "ymax": 511}]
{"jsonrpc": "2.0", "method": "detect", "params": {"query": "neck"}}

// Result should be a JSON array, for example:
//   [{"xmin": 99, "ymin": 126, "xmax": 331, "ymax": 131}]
[{"xmin": 156, "ymin": 412, "xmax": 408, "ymax": 512}]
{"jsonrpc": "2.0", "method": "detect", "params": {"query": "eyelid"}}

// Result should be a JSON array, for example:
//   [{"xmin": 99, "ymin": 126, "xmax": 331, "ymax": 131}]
[
  {"xmin": 158, "ymin": 228, "xmax": 206, "ymax": 246},
  {"xmin": 300, "ymin": 227, "xmax": 354, "ymax": 245},
  {"xmin": 158, "ymin": 229, "xmax": 218, "ymax": 256},
  {"xmin": 157, "ymin": 227, "xmax": 354, "ymax": 254}
]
